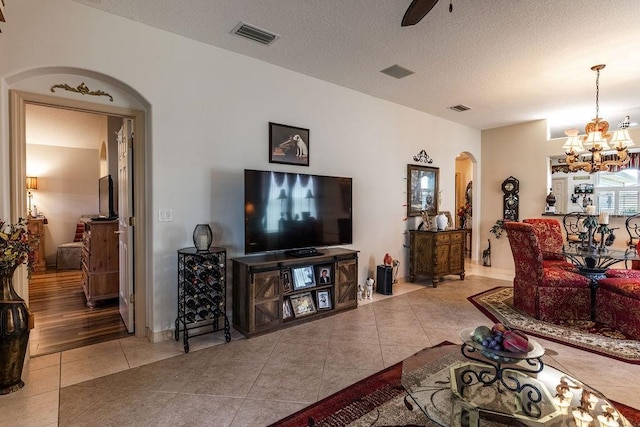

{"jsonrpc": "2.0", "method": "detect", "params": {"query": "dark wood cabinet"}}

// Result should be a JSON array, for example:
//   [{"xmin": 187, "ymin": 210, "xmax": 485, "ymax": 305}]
[
  {"xmin": 81, "ymin": 219, "xmax": 119, "ymax": 307},
  {"xmin": 408, "ymin": 229, "xmax": 465, "ymax": 287},
  {"xmin": 232, "ymin": 248, "xmax": 358, "ymax": 337}
]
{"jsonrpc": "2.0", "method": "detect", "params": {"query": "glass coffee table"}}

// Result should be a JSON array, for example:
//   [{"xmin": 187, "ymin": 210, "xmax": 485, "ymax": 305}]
[{"xmin": 402, "ymin": 339, "xmax": 633, "ymax": 426}]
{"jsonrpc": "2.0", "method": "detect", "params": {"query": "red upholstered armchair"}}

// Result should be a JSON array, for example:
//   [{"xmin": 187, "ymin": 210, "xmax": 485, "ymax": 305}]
[
  {"xmin": 522, "ymin": 218, "xmax": 575, "ymax": 270},
  {"xmin": 503, "ymin": 221, "xmax": 591, "ymax": 322}
]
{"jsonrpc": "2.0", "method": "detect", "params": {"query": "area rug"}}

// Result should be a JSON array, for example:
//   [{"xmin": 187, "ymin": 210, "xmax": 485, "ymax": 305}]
[
  {"xmin": 469, "ymin": 286, "xmax": 640, "ymax": 364},
  {"xmin": 270, "ymin": 342, "xmax": 640, "ymax": 427}
]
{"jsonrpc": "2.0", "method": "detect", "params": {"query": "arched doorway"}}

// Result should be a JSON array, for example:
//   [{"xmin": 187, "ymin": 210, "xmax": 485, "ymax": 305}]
[{"xmin": 8, "ymin": 69, "xmax": 150, "ymax": 352}]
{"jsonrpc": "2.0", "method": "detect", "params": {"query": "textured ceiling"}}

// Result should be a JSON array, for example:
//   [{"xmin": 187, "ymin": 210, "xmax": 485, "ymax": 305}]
[
  {"xmin": 26, "ymin": 104, "xmax": 107, "ymax": 149},
  {"xmin": 72, "ymin": 0, "xmax": 640, "ymax": 139}
]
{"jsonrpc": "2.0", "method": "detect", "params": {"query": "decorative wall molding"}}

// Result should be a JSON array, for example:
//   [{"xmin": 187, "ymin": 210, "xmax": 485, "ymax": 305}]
[
  {"xmin": 50, "ymin": 82, "xmax": 114, "ymax": 102},
  {"xmin": 413, "ymin": 149, "xmax": 433, "ymax": 164}
]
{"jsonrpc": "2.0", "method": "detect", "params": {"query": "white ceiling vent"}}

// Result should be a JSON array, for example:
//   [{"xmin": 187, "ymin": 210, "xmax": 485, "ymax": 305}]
[
  {"xmin": 380, "ymin": 64, "xmax": 415, "ymax": 79},
  {"xmin": 232, "ymin": 22, "xmax": 279, "ymax": 45},
  {"xmin": 449, "ymin": 104, "xmax": 471, "ymax": 112}
]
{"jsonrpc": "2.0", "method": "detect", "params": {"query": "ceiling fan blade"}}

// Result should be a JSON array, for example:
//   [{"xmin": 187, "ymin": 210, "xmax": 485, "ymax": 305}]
[{"xmin": 401, "ymin": 0, "xmax": 440, "ymax": 27}]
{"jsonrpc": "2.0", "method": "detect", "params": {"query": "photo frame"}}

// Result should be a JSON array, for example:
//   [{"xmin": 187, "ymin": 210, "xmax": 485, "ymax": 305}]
[
  {"xmin": 316, "ymin": 265, "xmax": 332, "ymax": 285},
  {"xmin": 283, "ymin": 298, "xmax": 293, "ymax": 320},
  {"xmin": 282, "ymin": 270, "xmax": 293, "ymax": 293},
  {"xmin": 317, "ymin": 290, "xmax": 332, "ymax": 310},
  {"xmin": 269, "ymin": 122, "xmax": 310, "ymax": 166},
  {"xmin": 292, "ymin": 265, "xmax": 316, "ymax": 290},
  {"xmin": 407, "ymin": 164, "xmax": 439, "ymax": 217},
  {"xmin": 418, "ymin": 210, "xmax": 434, "ymax": 230},
  {"xmin": 289, "ymin": 292, "xmax": 317, "ymax": 317}
]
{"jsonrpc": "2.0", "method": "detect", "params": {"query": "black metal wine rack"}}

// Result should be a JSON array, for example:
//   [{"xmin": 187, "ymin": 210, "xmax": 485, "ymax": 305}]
[{"xmin": 175, "ymin": 247, "xmax": 231, "ymax": 353}]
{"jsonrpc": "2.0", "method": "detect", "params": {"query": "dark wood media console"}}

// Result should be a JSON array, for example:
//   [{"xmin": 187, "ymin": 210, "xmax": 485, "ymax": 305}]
[{"xmin": 232, "ymin": 248, "xmax": 358, "ymax": 337}]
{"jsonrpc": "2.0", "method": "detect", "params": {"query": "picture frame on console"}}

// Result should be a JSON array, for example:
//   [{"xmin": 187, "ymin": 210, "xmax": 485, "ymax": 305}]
[
  {"xmin": 283, "ymin": 298, "xmax": 293, "ymax": 320},
  {"xmin": 269, "ymin": 122, "xmax": 310, "ymax": 166},
  {"xmin": 317, "ymin": 290, "xmax": 331, "ymax": 310},
  {"xmin": 283, "ymin": 271, "xmax": 293, "ymax": 293},
  {"xmin": 292, "ymin": 265, "xmax": 316, "ymax": 290},
  {"xmin": 316, "ymin": 265, "xmax": 332, "ymax": 285},
  {"xmin": 407, "ymin": 164, "xmax": 439, "ymax": 217},
  {"xmin": 289, "ymin": 292, "xmax": 317, "ymax": 317}
]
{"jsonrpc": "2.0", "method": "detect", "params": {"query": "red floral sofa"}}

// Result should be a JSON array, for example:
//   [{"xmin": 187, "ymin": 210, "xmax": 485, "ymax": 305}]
[
  {"xmin": 503, "ymin": 221, "xmax": 591, "ymax": 322},
  {"xmin": 523, "ymin": 218, "xmax": 576, "ymax": 270}
]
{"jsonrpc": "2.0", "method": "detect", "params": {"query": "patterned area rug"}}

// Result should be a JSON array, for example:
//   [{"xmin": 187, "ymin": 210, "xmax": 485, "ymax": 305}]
[
  {"xmin": 469, "ymin": 286, "xmax": 640, "ymax": 364},
  {"xmin": 270, "ymin": 342, "xmax": 640, "ymax": 427}
]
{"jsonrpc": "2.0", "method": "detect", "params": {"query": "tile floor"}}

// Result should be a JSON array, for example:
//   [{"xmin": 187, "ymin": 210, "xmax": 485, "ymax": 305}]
[{"xmin": 2, "ymin": 262, "xmax": 640, "ymax": 426}]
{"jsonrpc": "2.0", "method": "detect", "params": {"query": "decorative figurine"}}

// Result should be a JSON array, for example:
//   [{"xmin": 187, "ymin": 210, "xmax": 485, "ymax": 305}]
[
  {"xmin": 383, "ymin": 253, "xmax": 393, "ymax": 266},
  {"xmin": 365, "ymin": 278, "xmax": 374, "ymax": 299},
  {"xmin": 482, "ymin": 239, "xmax": 491, "ymax": 267},
  {"xmin": 358, "ymin": 283, "xmax": 364, "ymax": 300}
]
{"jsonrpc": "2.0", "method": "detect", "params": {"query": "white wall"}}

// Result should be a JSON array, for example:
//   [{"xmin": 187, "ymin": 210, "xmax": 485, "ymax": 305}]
[{"xmin": 0, "ymin": 0, "xmax": 481, "ymax": 336}]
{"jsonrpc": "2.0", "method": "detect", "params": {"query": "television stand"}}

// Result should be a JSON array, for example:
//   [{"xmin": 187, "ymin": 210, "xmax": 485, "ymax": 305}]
[{"xmin": 285, "ymin": 248, "xmax": 323, "ymax": 258}]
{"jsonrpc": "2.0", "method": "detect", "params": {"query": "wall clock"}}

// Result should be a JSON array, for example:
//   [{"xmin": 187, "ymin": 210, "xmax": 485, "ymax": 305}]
[{"xmin": 501, "ymin": 176, "xmax": 519, "ymax": 221}]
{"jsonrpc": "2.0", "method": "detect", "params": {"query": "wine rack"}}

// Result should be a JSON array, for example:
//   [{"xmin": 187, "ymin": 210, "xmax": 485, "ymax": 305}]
[{"xmin": 175, "ymin": 247, "xmax": 231, "ymax": 353}]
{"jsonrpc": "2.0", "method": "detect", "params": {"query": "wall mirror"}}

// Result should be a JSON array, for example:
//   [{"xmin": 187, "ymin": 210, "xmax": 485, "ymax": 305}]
[{"xmin": 407, "ymin": 164, "xmax": 439, "ymax": 217}]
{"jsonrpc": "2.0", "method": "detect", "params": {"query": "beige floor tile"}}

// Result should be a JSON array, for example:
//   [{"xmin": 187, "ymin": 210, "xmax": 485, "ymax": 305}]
[
  {"xmin": 3, "ymin": 364, "xmax": 60, "ymax": 399},
  {"xmin": 149, "ymin": 394, "xmax": 244, "ymax": 426},
  {"xmin": 61, "ymin": 339, "xmax": 124, "ymax": 364},
  {"xmin": 122, "ymin": 338, "xmax": 188, "ymax": 368},
  {"xmin": 329, "ymin": 321, "xmax": 380, "ymax": 344},
  {"xmin": 317, "ymin": 366, "xmax": 380, "ymax": 400},
  {"xmin": 59, "ymin": 387, "xmax": 176, "ymax": 427},
  {"xmin": 179, "ymin": 359, "xmax": 264, "ymax": 397},
  {"xmin": 377, "ymin": 325, "xmax": 431, "ymax": 348},
  {"xmin": 266, "ymin": 341, "xmax": 329, "ymax": 367},
  {"xmin": 0, "ymin": 389, "xmax": 59, "ymax": 427},
  {"xmin": 277, "ymin": 318, "xmax": 333, "ymax": 343},
  {"xmin": 380, "ymin": 343, "xmax": 431, "ymax": 367},
  {"xmin": 247, "ymin": 363, "xmax": 324, "ymax": 403},
  {"xmin": 230, "ymin": 398, "xmax": 308, "ymax": 426},
  {"xmin": 325, "ymin": 341, "xmax": 384, "ymax": 371},
  {"xmin": 24, "ymin": 352, "xmax": 60, "ymax": 371},
  {"xmin": 60, "ymin": 351, "xmax": 130, "ymax": 387}
]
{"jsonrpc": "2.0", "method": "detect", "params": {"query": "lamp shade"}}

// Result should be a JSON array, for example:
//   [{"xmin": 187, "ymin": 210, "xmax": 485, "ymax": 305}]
[
  {"xmin": 609, "ymin": 129, "xmax": 635, "ymax": 149},
  {"xmin": 26, "ymin": 176, "xmax": 38, "ymax": 190},
  {"xmin": 583, "ymin": 131, "xmax": 610, "ymax": 150},
  {"xmin": 562, "ymin": 131, "xmax": 585, "ymax": 153}
]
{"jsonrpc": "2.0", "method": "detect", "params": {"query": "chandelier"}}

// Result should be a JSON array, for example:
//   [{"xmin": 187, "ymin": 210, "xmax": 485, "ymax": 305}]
[{"xmin": 562, "ymin": 64, "xmax": 635, "ymax": 173}]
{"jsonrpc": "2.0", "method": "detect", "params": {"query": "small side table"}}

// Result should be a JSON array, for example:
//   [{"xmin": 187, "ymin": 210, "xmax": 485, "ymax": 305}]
[{"xmin": 175, "ymin": 247, "xmax": 231, "ymax": 353}]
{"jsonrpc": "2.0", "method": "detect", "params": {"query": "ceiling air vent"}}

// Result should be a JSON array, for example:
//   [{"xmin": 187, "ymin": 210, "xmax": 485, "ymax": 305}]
[
  {"xmin": 232, "ymin": 22, "xmax": 279, "ymax": 45},
  {"xmin": 380, "ymin": 64, "xmax": 415, "ymax": 79},
  {"xmin": 449, "ymin": 104, "xmax": 471, "ymax": 112}
]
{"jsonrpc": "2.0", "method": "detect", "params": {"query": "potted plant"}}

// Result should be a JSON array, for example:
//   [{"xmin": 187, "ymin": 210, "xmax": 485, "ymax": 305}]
[
  {"xmin": 0, "ymin": 217, "xmax": 35, "ymax": 394},
  {"xmin": 457, "ymin": 202, "xmax": 472, "ymax": 229}
]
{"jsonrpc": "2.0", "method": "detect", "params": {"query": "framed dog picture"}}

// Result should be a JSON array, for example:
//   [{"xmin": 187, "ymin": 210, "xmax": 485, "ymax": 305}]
[{"xmin": 269, "ymin": 122, "xmax": 310, "ymax": 166}]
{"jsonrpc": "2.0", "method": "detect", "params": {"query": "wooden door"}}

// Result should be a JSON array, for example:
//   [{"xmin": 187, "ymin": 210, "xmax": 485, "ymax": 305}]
[{"xmin": 117, "ymin": 120, "xmax": 135, "ymax": 333}]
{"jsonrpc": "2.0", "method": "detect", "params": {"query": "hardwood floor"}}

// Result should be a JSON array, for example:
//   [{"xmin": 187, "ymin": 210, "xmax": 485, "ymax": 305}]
[{"xmin": 28, "ymin": 269, "xmax": 131, "ymax": 357}]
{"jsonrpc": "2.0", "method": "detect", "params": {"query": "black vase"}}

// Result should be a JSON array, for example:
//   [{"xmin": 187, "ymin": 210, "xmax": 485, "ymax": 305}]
[{"xmin": 0, "ymin": 266, "xmax": 32, "ymax": 395}]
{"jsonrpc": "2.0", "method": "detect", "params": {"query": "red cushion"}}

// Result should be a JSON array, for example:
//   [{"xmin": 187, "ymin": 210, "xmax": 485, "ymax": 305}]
[
  {"xmin": 541, "ymin": 267, "xmax": 590, "ymax": 288},
  {"xmin": 606, "ymin": 269, "xmax": 640, "ymax": 279},
  {"xmin": 543, "ymin": 259, "xmax": 576, "ymax": 271},
  {"xmin": 598, "ymin": 277, "xmax": 640, "ymax": 299},
  {"xmin": 523, "ymin": 218, "xmax": 565, "ymax": 261}
]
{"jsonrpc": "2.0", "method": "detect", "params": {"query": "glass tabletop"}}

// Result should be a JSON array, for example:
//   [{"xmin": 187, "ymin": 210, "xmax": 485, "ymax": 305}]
[
  {"xmin": 401, "ymin": 343, "xmax": 633, "ymax": 427},
  {"xmin": 560, "ymin": 246, "xmax": 639, "ymax": 270}
]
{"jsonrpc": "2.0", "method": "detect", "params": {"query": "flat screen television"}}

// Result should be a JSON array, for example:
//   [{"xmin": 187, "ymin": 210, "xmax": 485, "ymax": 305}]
[
  {"xmin": 244, "ymin": 169, "xmax": 352, "ymax": 255},
  {"xmin": 98, "ymin": 175, "xmax": 117, "ymax": 219}
]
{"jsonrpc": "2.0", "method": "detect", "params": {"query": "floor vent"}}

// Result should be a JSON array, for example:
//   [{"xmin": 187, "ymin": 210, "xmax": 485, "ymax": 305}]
[
  {"xmin": 449, "ymin": 104, "xmax": 472, "ymax": 112},
  {"xmin": 232, "ymin": 22, "xmax": 279, "ymax": 45},
  {"xmin": 380, "ymin": 64, "xmax": 415, "ymax": 79}
]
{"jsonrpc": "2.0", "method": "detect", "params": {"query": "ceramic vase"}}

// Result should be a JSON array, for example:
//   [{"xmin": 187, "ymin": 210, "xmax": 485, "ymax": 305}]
[
  {"xmin": 0, "ymin": 266, "xmax": 32, "ymax": 395},
  {"xmin": 436, "ymin": 213, "xmax": 448, "ymax": 231}
]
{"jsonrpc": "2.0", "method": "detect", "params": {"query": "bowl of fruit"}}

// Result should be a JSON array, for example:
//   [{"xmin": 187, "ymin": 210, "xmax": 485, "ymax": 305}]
[{"xmin": 462, "ymin": 323, "xmax": 537, "ymax": 363}]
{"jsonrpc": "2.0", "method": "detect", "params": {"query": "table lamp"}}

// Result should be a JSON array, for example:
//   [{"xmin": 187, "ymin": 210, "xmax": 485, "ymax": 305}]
[{"xmin": 26, "ymin": 176, "xmax": 38, "ymax": 217}]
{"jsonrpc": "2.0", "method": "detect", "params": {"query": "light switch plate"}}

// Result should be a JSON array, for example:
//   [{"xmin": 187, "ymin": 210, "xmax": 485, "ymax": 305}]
[{"xmin": 159, "ymin": 209, "xmax": 173, "ymax": 222}]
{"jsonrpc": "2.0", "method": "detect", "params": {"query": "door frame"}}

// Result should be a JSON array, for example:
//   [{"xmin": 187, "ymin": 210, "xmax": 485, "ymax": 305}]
[{"xmin": 9, "ymin": 89, "xmax": 148, "ymax": 339}]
